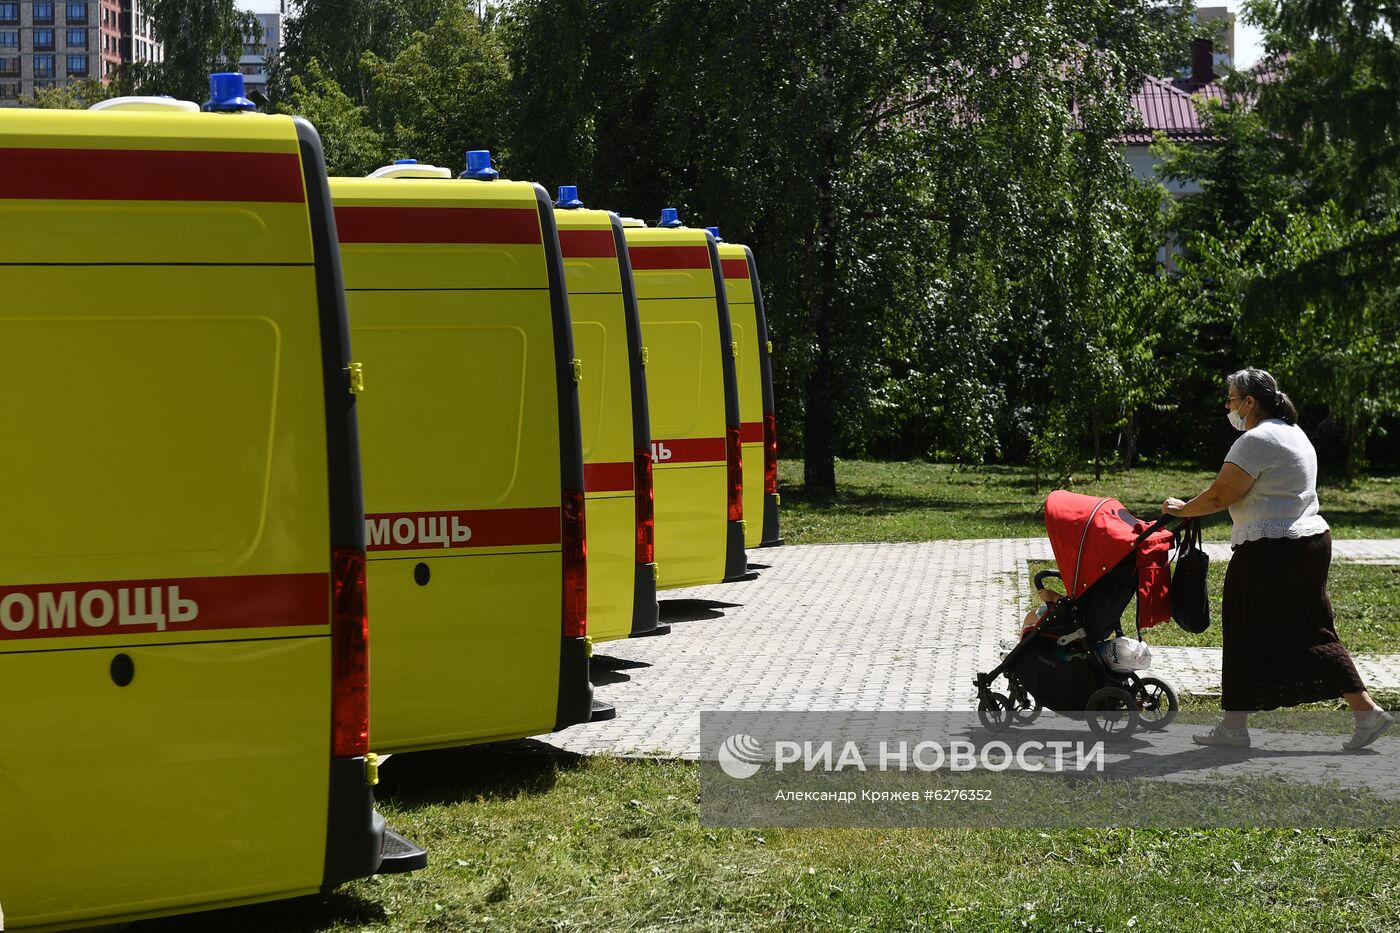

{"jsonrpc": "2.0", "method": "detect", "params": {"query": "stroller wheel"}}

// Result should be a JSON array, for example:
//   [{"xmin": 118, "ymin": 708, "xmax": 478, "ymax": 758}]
[
  {"xmin": 977, "ymin": 692, "xmax": 1013, "ymax": 732},
  {"xmin": 1135, "ymin": 677, "xmax": 1180, "ymax": 731},
  {"xmin": 1007, "ymin": 678, "xmax": 1042, "ymax": 724},
  {"xmin": 1010, "ymin": 690, "xmax": 1043, "ymax": 726},
  {"xmin": 1086, "ymin": 686, "xmax": 1139, "ymax": 739}
]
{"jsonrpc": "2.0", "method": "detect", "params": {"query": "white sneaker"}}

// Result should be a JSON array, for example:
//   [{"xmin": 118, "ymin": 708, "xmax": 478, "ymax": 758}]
[
  {"xmin": 1343, "ymin": 709, "xmax": 1394, "ymax": 752},
  {"xmin": 1192, "ymin": 722, "xmax": 1250, "ymax": 748}
]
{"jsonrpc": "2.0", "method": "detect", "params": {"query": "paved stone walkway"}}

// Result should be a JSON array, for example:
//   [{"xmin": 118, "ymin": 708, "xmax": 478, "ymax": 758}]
[{"xmin": 545, "ymin": 539, "xmax": 1400, "ymax": 763}]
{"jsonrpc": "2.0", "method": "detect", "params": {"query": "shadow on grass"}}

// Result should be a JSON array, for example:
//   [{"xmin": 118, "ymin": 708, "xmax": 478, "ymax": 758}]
[
  {"xmin": 376, "ymin": 740, "xmax": 587, "ymax": 811},
  {"xmin": 1319, "ymin": 506, "xmax": 1400, "ymax": 533},
  {"xmin": 658, "ymin": 598, "xmax": 742, "ymax": 624},
  {"xmin": 129, "ymin": 890, "xmax": 385, "ymax": 933}
]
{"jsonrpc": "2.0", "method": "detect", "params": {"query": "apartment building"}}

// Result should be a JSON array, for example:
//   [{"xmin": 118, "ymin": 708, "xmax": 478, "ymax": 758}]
[
  {"xmin": 0, "ymin": 0, "xmax": 160, "ymax": 104},
  {"xmin": 239, "ymin": 6, "xmax": 282, "ymax": 99}
]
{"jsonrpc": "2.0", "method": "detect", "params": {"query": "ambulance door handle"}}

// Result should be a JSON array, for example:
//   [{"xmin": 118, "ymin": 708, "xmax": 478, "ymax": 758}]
[
  {"xmin": 766, "ymin": 340, "xmax": 773, "ymax": 354},
  {"xmin": 346, "ymin": 361, "xmax": 365, "ymax": 394},
  {"xmin": 640, "ymin": 347, "xmax": 649, "ymax": 366},
  {"xmin": 571, "ymin": 358, "xmax": 583, "ymax": 382},
  {"xmin": 730, "ymin": 341, "xmax": 739, "ymax": 358}
]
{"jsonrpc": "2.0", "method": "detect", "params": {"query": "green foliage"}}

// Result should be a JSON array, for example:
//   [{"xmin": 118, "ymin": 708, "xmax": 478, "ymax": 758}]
[
  {"xmin": 277, "ymin": 59, "xmax": 385, "ymax": 176},
  {"xmin": 21, "ymin": 78, "xmax": 117, "ymax": 109},
  {"xmin": 1158, "ymin": 0, "xmax": 1400, "ymax": 479},
  {"xmin": 281, "ymin": 0, "xmax": 455, "ymax": 105},
  {"xmin": 364, "ymin": 1, "xmax": 511, "ymax": 170},
  {"xmin": 144, "ymin": 0, "xmax": 258, "ymax": 102},
  {"xmin": 263, "ymin": 0, "xmax": 1400, "ymax": 485}
]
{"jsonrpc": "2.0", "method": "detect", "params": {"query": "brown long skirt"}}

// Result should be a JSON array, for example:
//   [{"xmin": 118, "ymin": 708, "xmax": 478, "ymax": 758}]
[{"xmin": 1221, "ymin": 530, "xmax": 1365, "ymax": 710}]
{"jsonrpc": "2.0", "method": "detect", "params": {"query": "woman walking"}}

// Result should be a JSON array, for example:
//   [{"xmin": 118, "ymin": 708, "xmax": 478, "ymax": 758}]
[{"xmin": 1162, "ymin": 368, "xmax": 1392, "ymax": 751}]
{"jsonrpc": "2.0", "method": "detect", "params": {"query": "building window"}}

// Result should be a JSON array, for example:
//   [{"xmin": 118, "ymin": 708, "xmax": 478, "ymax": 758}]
[
  {"xmin": 0, "ymin": 3, "xmax": 17, "ymax": 23},
  {"xmin": 66, "ymin": 27, "xmax": 85, "ymax": 46},
  {"xmin": 0, "ymin": 29, "xmax": 15, "ymax": 47},
  {"xmin": 33, "ymin": 53, "xmax": 55, "ymax": 78},
  {"xmin": 66, "ymin": 0, "xmax": 86, "ymax": 21},
  {"xmin": 0, "ymin": 81, "xmax": 18, "ymax": 98},
  {"xmin": 0, "ymin": 55, "xmax": 17, "ymax": 75},
  {"xmin": 66, "ymin": 52, "xmax": 86, "ymax": 74},
  {"xmin": 34, "ymin": 1, "xmax": 55, "ymax": 23},
  {"xmin": 34, "ymin": 28, "xmax": 55, "ymax": 51}
]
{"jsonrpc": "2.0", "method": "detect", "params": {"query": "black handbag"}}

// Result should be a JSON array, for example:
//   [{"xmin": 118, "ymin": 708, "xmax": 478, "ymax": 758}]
[{"xmin": 1171, "ymin": 519, "xmax": 1210, "ymax": 634}]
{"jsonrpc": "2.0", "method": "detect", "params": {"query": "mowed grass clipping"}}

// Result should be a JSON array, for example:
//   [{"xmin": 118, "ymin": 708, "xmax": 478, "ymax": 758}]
[
  {"xmin": 134, "ymin": 749, "xmax": 1400, "ymax": 933},
  {"xmin": 777, "ymin": 459, "xmax": 1400, "ymax": 544}
]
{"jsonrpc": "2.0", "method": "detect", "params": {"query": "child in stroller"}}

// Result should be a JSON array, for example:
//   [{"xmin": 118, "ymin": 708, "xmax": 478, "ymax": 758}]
[{"xmin": 977, "ymin": 491, "xmax": 1185, "ymax": 738}]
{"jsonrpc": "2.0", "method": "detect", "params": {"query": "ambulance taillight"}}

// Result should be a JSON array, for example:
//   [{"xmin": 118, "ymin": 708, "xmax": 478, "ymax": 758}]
[
  {"xmin": 562, "ymin": 488, "xmax": 588, "ymax": 638},
  {"xmin": 331, "ymin": 546, "xmax": 370, "ymax": 758},
  {"xmin": 635, "ymin": 448, "xmax": 656, "ymax": 564},
  {"xmin": 726, "ymin": 425, "xmax": 744, "ymax": 522},
  {"xmin": 763, "ymin": 412, "xmax": 779, "ymax": 495}
]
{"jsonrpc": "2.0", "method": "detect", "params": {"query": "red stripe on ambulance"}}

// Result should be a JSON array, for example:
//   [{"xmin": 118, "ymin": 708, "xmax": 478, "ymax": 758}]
[
  {"xmin": 559, "ymin": 229, "xmax": 618, "ymax": 258},
  {"xmin": 721, "ymin": 259, "xmax": 750, "ymax": 280},
  {"xmin": 365, "ymin": 507, "xmax": 562, "ymax": 552},
  {"xmin": 0, "ymin": 572, "xmax": 329, "ymax": 641},
  {"xmin": 739, "ymin": 422, "xmax": 764, "ymax": 444},
  {"xmin": 0, "ymin": 148, "xmax": 306, "ymax": 202},
  {"xmin": 584, "ymin": 461, "xmax": 635, "ymax": 493},
  {"xmin": 627, "ymin": 246, "xmax": 712, "ymax": 270},
  {"xmin": 333, "ymin": 206, "xmax": 542, "ymax": 245},
  {"xmin": 650, "ymin": 437, "xmax": 726, "ymax": 464}
]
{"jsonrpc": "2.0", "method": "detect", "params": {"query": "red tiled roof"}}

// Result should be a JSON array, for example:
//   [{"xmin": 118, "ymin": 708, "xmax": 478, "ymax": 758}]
[{"xmin": 1121, "ymin": 75, "xmax": 1220, "ymax": 144}]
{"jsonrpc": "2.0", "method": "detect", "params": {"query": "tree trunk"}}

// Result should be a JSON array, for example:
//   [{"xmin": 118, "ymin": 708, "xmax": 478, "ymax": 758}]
[
  {"xmin": 1119, "ymin": 409, "xmax": 1138, "ymax": 471},
  {"xmin": 801, "ymin": 5, "xmax": 843, "ymax": 498},
  {"xmin": 1092, "ymin": 410, "xmax": 1103, "ymax": 481}
]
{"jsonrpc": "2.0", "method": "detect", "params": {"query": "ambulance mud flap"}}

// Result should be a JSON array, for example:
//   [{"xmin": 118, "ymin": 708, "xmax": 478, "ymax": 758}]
[
  {"xmin": 378, "ymin": 826, "xmax": 428, "ymax": 874},
  {"xmin": 555, "ymin": 636, "xmax": 594, "ymax": 730}
]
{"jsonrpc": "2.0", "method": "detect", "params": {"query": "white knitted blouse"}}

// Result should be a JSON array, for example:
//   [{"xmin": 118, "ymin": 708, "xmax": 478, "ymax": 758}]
[{"xmin": 1223, "ymin": 419, "xmax": 1330, "ymax": 547}]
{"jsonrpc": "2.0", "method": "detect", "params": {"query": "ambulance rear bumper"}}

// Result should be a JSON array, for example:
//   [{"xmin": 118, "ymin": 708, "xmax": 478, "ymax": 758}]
[
  {"xmin": 554, "ymin": 636, "xmax": 594, "ymax": 731},
  {"xmin": 722, "ymin": 520, "xmax": 752, "ymax": 582},
  {"xmin": 378, "ymin": 824, "xmax": 428, "ymax": 874},
  {"xmin": 760, "ymin": 494, "xmax": 784, "ymax": 547},
  {"xmin": 629, "ymin": 562, "xmax": 664, "ymax": 637},
  {"xmin": 323, "ymin": 757, "xmax": 390, "ymax": 888}
]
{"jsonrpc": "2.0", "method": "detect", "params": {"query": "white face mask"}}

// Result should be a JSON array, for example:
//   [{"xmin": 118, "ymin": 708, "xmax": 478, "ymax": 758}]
[{"xmin": 1228, "ymin": 407, "xmax": 1248, "ymax": 431}]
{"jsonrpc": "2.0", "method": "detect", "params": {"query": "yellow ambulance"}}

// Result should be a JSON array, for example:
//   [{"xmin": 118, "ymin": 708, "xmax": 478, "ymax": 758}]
[
  {"xmin": 553, "ymin": 187, "xmax": 663, "ymax": 641},
  {"xmin": 622, "ymin": 209, "xmax": 747, "ymax": 589},
  {"xmin": 713, "ymin": 231, "xmax": 784, "ymax": 548},
  {"xmin": 330, "ymin": 152, "xmax": 593, "ymax": 752},
  {"xmin": 0, "ymin": 75, "xmax": 421, "ymax": 931}
]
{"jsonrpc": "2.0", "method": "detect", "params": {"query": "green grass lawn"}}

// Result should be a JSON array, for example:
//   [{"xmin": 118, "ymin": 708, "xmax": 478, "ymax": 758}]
[
  {"xmin": 137, "ymin": 749, "xmax": 1400, "ymax": 933},
  {"xmin": 777, "ymin": 459, "xmax": 1400, "ymax": 543},
  {"xmin": 130, "ymin": 460, "xmax": 1400, "ymax": 931},
  {"xmin": 1025, "ymin": 560, "xmax": 1400, "ymax": 654}
]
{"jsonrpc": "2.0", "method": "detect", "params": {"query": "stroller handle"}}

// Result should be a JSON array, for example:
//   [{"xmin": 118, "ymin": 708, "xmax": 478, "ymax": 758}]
[
  {"xmin": 1132, "ymin": 513, "xmax": 1179, "ymax": 547},
  {"xmin": 1033, "ymin": 569, "xmax": 1062, "ymax": 592}
]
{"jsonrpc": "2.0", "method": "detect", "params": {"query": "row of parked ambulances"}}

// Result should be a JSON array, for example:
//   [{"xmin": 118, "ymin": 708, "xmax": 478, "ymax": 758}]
[{"xmin": 0, "ymin": 72, "xmax": 781, "ymax": 931}]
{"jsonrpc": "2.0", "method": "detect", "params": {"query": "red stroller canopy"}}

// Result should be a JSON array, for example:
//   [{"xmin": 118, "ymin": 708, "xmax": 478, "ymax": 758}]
[{"xmin": 1045, "ymin": 490, "xmax": 1171, "ymax": 602}]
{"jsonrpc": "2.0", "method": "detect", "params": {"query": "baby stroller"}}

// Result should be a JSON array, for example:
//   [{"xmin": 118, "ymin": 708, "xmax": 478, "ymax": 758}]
[{"xmin": 975, "ymin": 491, "xmax": 1187, "ymax": 738}]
